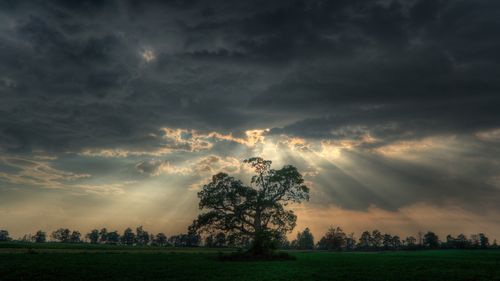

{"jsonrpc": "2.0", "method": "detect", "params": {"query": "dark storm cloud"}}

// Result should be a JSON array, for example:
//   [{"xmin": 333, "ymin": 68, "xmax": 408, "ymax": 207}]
[
  {"xmin": 246, "ymin": 0, "xmax": 500, "ymax": 141},
  {"xmin": 1, "ymin": 0, "xmax": 499, "ymax": 154}
]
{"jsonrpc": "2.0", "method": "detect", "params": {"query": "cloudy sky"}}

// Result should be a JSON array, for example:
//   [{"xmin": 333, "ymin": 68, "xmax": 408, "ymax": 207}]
[{"xmin": 1, "ymin": 0, "xmax": 500, "ymax": 240}]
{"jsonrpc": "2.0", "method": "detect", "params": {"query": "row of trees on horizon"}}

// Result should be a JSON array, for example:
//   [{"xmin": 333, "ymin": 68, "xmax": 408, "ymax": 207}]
[
  {"xmin": 291, "ymin": 227, "xmax": 494, "ymax": 251},
  {"xmin": 0, "ymin": 227, "xmax": 199, "ymax": 247},
  {"xmin": 0, "ymin": 226, "xmax": 497, "ymax": 251}
]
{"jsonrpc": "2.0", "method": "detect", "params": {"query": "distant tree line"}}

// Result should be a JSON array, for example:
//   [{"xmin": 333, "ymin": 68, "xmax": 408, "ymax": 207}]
[
  {"xmin": 285, "ymin": 227, "xmax": 496, "ymax": 251},
  {"xmin": 0, "ymin": 226, "xmax": 212, "ymax": 248},
  {"xmin": 1, "ymin": 226, "xmax": 497, "ymax": 251}
]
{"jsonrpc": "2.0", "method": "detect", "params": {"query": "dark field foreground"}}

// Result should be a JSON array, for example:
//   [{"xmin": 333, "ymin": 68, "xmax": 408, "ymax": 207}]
[{"xmin": 1, "ymin": 244, "xmax": 500, "ymax": 281}]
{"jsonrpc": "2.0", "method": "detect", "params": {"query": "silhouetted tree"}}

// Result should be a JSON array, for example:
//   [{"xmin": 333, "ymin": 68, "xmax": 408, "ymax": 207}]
[
  {"xmin": 470, "ymin": 234, "xmax": 480, "ymax": 248},
  {"xmin": 70, "ymin": 231, "xmax": 81, "ymax": 243},
  {"xmin": 456, "ymin": 234, "xmax": 468, "ymax": 248},
  {"xmin": 154, "ymin": 233, "xmax": 168, "ymax": 246},
  {"xmin": 446, "ymin": 234, "xmax": 466, "ymax": 249},
  {"xmin": 34, "ymin": 230, "xmax": 46, "ymax": 243},
  {"xmin": 391, "ymin": 235, "xmax": 401, "ymax": 249},
  {"xmin": 346, "ymin": 233, "xmax": 356, "ymax": 250},
  {"xmin": 51, "ymin": 228, "xmax": 71, "ymax": 243},
  {"xmin": 136, "ymin": 226, "xmax": 150, "ymax": 245},
  {"xmin": 168, "ymin": 227, "xmax": 200, "ymax": 247},
  {"xmin": 358, "ymin": 231, "xmax": 372, "ymax": 249},
  {"xmin": 383, "ymin": 234, "xmax": 392, "ymax": 250},
  {"xmin": 371, "ymin": 230, "xmax": 383, "ymax": 248},
  {"xmin": 292, "ymin": 228, "xmax": 315, "ymax": 250},
  {"xmin": 479, "ymin": 233, "xmax": 489, "ymax": 249},
  {"xmin": 405, "ymin": 236, "xmax": 416, "ymax": 247},
  {"xmin": 168, "ymin": 235, "xmax": 181, "ymax": 247},
  {"xmin": 423, "ymin": 231, "xmax": 439, "ymax": 248},
  {"xmin": 99, "ymin": 228, "xmax": 108, "ymax": 243},
  {"xmin": 106, "ymin": 231, "xmax": 120, "ymax": 244},
  {"xmin": 86, "ymin": 229, "xmax": 99, "ymax": 244},
  {"xmin": 0, "ymin": 230, "xmax": 10, "ymax": 242},
  {"xmin": 317, "ymin": 227, "xmax": 346, "ymax": 251},
  {"xmin": 191, "ymin": 157, "xmax": 309, "ymax": 256},
  {"xmin": 122, "ymin": 228, "xmax": 136, "ymax": 245}
]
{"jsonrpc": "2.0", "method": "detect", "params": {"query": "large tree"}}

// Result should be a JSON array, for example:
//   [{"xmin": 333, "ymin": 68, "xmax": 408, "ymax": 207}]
[{"xmin": 191, "ymin": 157, "xmax": 309, "ymax": 255}]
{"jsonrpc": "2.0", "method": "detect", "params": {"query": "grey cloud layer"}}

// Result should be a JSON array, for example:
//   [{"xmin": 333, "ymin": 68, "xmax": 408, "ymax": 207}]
[
  {"xmin": 1, "ymin": 0, "xmax": 499, "ymax": 152},
  {"xmin": 1, "ymin": 0, "xmax": 500, "ymax": 213}
]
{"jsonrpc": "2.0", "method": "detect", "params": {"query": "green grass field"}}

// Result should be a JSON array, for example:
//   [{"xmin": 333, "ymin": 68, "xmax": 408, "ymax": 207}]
[{"xmin": 1, "ymin": 243, "xmax": 500, "ymax": 281}]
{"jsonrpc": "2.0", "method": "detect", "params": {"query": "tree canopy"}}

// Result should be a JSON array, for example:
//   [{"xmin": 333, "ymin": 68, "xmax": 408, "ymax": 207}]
[{"xmin": 191, "ymin": 157, "xmax": 309, "ymax": 255}]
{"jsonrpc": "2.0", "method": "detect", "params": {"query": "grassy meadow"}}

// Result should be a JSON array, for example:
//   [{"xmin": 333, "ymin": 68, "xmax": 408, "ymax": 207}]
[{"xmin": 1, "ymin": 243, "xmax": 500, "ymax": 281}]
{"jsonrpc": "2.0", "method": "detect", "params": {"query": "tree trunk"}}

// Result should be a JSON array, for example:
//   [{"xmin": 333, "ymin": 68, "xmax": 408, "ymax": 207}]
[{"xmin": 249, "ymin": 208, "xmax": 269, "ymax": 256}]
